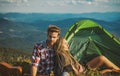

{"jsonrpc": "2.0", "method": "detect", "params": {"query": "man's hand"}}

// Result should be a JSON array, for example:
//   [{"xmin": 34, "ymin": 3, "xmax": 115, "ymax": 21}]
[{"xmin": 31, "ymin": 66, "xmax": 37, "ymax": 76}]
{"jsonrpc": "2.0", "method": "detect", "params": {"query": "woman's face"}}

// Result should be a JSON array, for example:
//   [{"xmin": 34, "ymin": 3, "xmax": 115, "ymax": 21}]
[{"xmin": 62, "ymin": 39, "xmax": 69, "ymax": 51}]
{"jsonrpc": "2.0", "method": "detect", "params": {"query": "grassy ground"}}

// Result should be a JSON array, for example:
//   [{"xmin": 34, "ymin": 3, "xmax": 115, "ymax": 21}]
[
  {"xmin": 68, "ymin": 69, "xmax": 120, "ymax": 76},
  {"xmin": 0, "ymin": 48, "xmax": 120, "ymax": 76}
]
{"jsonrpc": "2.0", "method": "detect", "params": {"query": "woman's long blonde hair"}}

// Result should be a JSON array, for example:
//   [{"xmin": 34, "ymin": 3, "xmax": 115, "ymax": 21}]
[
  {"xmin": 53, "ymin": 37, "xmax": 66, "ymax": 53},
  {"xmin": 53, "ymin": 37, "xmax": 80, "ymax": 75}
]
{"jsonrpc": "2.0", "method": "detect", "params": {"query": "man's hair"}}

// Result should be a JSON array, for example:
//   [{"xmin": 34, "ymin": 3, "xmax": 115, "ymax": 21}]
[{"xmin": 47, "ymin": 25, "xmax": 61, "ymax": 36}]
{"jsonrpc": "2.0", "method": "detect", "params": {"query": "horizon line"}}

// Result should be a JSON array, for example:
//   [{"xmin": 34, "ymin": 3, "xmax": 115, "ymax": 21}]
[{"xmin": 0, "ymin": 11, "xmax": 120, "ymax": 14}]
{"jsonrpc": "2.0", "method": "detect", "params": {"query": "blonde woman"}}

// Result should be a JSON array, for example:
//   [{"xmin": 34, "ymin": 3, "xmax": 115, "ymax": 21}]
[{"xmin": 53, "ymin": 37, "xmax": 120, "ymax": 76}]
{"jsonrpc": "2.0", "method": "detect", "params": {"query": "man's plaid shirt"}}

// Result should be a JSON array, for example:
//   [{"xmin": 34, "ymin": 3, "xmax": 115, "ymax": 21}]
[{"xmin": 32, "ymin": 40, "xmax": 55, "ymax": 75}]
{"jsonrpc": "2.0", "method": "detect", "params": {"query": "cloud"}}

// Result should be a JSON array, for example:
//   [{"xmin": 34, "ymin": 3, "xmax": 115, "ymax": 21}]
[
  {"xmin": 45, "ymin": 0, "xmax": 67, "ymax": 6},
  {"xmin": 0, "ymin": 0, "xmax": 119, "ymax": 13},
  {"xmin": 0, "ymin": 0, "xmax": 17, "ymax": 3},
  {"xmin": 93, "ymin": 0, "xmax": 120, "ymax": 5},
  {"xmin": 23, "ymin": 0, "xmax": 28, "ymax": 3},
  {"xmin": 0, "ymin": 0, "xmax": 30, "ymax": 5},
  {"xmin": 71, "ymin": 0, "xmax": 77, "ymax": 5},
  {"xmin": 44, "ymin": 0, "xmax": 88, "ymax": 6},
  {"xmin": 61, "ymin": 0, "xmax": 120, "ymax": 6},
  {"xmin": 0, "ymin": 0, "xmax": 29, "ymax": 3}
]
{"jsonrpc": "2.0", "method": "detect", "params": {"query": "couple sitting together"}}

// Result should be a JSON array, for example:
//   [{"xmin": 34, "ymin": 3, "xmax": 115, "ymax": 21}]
[{"xmin": 31, "ymin": 25, "xmax": 120, "ymax": 76}]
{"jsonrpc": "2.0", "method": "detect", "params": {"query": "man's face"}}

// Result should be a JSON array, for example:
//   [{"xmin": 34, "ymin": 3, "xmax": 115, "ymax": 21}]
[{"xmin": 47, "ymin": 32, "xmax": 59, "ymax": 45}]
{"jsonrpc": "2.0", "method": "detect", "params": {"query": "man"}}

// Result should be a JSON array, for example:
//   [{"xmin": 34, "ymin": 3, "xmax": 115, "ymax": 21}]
[{"xmin": 31, "ymin": 25, "xmax": 61, "ymax": 76}]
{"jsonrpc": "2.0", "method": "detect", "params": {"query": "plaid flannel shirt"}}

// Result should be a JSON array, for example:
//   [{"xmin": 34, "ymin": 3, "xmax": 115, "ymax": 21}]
[{"xmin": 32, "ymin": 40, "xmax": 55, "ymax": 75}]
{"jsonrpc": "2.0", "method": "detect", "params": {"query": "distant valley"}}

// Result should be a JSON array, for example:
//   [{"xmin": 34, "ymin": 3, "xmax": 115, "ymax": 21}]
[{"xmin": 0, "ymin": 12, "xmax": 120, "ymax": 52}]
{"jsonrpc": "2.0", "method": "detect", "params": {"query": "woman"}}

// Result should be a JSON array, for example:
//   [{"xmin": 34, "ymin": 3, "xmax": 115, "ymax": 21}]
[{"xmin": 53, "ymin": 37, "xmax": 120, "ymax": 76}]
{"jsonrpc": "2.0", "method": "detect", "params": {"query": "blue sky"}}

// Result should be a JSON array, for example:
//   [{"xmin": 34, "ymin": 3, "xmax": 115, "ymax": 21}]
[{"xmin": 0, "ymin": 0, "xmax": 120, "ymax": 13}]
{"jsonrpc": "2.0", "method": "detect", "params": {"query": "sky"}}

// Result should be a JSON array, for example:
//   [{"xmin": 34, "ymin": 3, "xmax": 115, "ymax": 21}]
[{"xmin": 0, "ymin": 0, "xmax": 120, "ymax": 13}]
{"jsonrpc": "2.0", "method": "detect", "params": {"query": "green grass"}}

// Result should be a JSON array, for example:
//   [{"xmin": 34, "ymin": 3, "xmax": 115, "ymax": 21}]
[{"xmin": 70, "ymin": 69, "xmax": 120, "ymax": 76}]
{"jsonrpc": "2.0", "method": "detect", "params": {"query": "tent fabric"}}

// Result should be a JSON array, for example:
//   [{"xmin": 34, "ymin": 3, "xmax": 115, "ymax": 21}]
[{"xmin": 64, "ymin": 20, "xmax": 120, "ymax": 67}]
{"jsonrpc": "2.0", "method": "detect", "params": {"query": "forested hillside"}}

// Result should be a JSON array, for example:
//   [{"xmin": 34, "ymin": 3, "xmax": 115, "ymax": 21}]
[{"xmin": 0, "ymin": 13, "xmax": 120, "ymax": 52}]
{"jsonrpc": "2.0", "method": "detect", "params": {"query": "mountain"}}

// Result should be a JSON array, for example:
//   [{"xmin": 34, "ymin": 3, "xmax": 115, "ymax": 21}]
[
  {"xmin": 0, "ymin": 18, "xmax": 47, "ymax": 51},
  {"xmin": 0, "ymin": 12, "xmax": 120, "ymax": 52},
  {"xmin": 0, "ymin": 12, "xmax": 120, "ymax": 22}
]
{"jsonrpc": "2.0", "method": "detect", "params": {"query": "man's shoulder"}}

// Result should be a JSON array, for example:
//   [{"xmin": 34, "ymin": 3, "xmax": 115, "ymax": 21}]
[
  {"xmin": 34, "ymin": 40, "xmax": 46, "ymax": 47},
  {"xmin": 39, "ymin": 40, "xmax": 46, "ymax": 44}
]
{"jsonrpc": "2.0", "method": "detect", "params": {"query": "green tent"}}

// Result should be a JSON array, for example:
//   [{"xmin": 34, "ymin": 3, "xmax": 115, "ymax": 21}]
[{"xmin": 64, "ymin": 20, "xmax": 120, "ymax": 67}]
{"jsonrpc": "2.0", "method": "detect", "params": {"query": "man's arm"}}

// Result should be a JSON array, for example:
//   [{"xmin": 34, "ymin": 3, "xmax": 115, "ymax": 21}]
[
  {"xmin": 31, "ymin": 43, "xmax": 41, "ymax": 76},
  {"xmin": 31, "ymin": 65, "xmax": 37, "ymax": 76}
]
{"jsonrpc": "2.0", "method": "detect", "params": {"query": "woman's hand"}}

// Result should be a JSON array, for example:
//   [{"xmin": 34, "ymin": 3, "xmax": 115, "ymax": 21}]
[
  {"xmin": 71, "ymin": 65, "xmax": 79, "ymax": 75},
  {"xmin": 71, "ymin": 63, "xmax": 84, "ymax": 76},
  {"xmin": 78, "ymin": 64, "xmax": 84, "ymax": 73}
]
